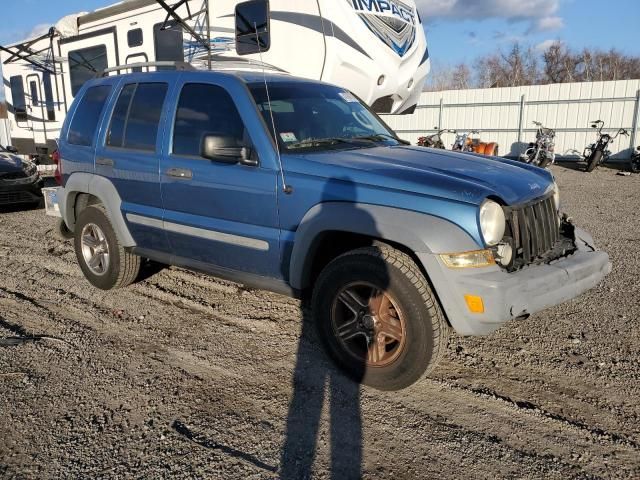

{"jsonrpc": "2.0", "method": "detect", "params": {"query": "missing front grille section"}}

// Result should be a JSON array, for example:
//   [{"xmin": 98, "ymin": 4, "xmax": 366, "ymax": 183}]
[{"xmin": 501, "ymin": 195, "xmax": 576, "ymax": 271}]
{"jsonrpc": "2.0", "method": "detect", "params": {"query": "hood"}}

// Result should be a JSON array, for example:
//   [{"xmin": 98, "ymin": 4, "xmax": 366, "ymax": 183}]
[
  {"xmin": 0, "ymin": 154, "xmax": 29, "ymax": 174},
  {"xmin": 287, "ymin": 145, "xmax": 554, "ymax": 206}
]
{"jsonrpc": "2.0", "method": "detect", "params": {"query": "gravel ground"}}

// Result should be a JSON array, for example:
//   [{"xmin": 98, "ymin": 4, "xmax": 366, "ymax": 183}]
[{"xmin": 0, "ymin": 165, "xmax": 638, "ymax": 479}]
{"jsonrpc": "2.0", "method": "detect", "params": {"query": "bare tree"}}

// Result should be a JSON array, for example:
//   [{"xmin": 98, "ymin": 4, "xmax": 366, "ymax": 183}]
[
  {"xmin": 422, "ymin": 42, "xmax": 640, "ymax": 92},
  {"xmin": 450, "ymin": 63, "xmax": 472, "ymax": 90}
]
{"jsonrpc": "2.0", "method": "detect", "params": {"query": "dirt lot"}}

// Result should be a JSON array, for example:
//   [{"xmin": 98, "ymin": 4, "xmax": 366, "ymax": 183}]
[{"xmin": 0, "ymin": 165, "xmax": 638, "ymax": 479}]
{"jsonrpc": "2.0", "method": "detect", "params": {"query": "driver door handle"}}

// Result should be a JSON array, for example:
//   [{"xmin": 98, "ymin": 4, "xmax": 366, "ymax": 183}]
[{"xmin": 166, "ymin": 168, "xmax": 193, "ymax": 179}]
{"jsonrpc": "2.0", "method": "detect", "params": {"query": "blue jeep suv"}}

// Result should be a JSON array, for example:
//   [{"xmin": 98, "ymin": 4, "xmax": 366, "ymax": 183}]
[{"xmin": 47, "ymin": 68, "xmax": 611, "ymax": 390}]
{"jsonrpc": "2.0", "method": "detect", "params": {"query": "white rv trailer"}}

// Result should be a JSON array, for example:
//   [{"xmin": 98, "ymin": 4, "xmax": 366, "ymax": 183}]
[{"xmin": 0, "ymin": 0, "xmax": 430, "ymax": 160}]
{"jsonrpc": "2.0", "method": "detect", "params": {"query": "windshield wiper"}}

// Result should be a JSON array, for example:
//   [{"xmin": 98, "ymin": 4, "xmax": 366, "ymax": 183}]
[
  {"xmin": 287, "ymin": 137, "xmax": 371, "ymax": 149},
  {"xmin": 352, "ymin": 133, "xmax": 409, "ymax": 145}
]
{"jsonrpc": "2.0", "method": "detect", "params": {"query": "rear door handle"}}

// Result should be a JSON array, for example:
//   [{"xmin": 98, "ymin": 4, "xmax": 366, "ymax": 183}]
[
  {"xmin": 166, "ymin": 168, "xmax": 193, "ymax": 179},
  {"xmin": 96, "ymin": 157, "xmax": 114, "ymax": 167}
]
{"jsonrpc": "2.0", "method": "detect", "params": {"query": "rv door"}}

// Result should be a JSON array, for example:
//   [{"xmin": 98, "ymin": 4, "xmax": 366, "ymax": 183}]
[
  {"xmin": 59, "ymin": 28, "xmax": 119, "ymax": 103},
  {"xmin": 25, "ymin": 74, "xmax": 48, "ymax": 148}
]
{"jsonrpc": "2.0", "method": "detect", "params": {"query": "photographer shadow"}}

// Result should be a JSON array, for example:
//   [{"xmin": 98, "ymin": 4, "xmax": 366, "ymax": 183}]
[{"xmin": 280, "ymin": 177, "xmax": 388, "ymax": 479}]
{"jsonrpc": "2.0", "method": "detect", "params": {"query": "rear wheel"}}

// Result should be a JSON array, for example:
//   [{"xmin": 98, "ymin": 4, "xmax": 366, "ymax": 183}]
[
  {"xmin": 630, "ymin": 156, "xmax": 640, "ymax": 173},
  {"xmin": 312, "ymin": 246, "xmax": 448, "ymax": 391},
  {"xmin": 74, "ymin": 205, "xmax": 140, "ymax": 290},
  {"xmin": 586, "ymin": 150, "xmax": 603, "ymax": 172}
]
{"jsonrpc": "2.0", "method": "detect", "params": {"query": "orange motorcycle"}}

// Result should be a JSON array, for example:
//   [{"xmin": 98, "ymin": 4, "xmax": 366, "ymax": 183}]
[{"xmin": 451, "ymin": 130, "xmax": 499, "ymax": 156}]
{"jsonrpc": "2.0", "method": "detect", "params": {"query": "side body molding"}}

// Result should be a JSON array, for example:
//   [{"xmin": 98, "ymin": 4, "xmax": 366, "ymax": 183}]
[
  {"xmin": 288, "ymin": 202, "xmax": 481, "ymax": 290},
  {"xmin": 61, "ymin": 173, "xmax": 136, "ymax": 247}
]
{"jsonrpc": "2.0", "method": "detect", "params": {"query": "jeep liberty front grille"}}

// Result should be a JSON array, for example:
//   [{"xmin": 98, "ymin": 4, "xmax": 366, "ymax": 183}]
[{"xmin": 505, "ymin": 195, "xmax": 561, "ymax": 269}]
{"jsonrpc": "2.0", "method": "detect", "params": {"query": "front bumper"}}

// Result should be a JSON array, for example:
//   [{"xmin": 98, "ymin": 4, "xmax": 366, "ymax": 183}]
[
  {"xmin": 418, "ymin": 227, "xmax": 611, "ymax": 336},
  {"xmin": 0, "ymin": 176, "xmax": 44, "ymax": 206}
]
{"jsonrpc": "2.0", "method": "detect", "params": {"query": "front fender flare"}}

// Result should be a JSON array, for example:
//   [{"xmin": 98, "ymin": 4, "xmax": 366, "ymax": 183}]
[{"xmin": 288, "ymin": 202, "xmax": 480, "ymax": 290}]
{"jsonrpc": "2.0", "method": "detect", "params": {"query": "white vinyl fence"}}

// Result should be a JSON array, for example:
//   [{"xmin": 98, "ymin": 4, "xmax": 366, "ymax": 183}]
[{"xmin": 382, "ymin": 80, "xmax": 640, "ymax": 160}]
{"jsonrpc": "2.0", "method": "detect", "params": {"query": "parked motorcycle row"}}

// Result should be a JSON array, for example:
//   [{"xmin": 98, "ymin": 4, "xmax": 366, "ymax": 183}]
[
  {"xmin": 417, "ymin": 129, "xmax": 499, "ymax": 156},
  {"xmin": 417, "ymin": 120, "xmax": 640, "ymax": 173}
]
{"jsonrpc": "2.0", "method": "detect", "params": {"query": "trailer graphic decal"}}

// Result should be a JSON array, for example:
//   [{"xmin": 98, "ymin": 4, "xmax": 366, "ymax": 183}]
[{"xmin": 349, "ymin": 0, "xmax": 417, "ymax": 57}]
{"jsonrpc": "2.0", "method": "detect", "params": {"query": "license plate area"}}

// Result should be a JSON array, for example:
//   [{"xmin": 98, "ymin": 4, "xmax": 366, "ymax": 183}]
[{"xmin": 42, "ymin": 187, "xmax": 61, "ymax": 217}]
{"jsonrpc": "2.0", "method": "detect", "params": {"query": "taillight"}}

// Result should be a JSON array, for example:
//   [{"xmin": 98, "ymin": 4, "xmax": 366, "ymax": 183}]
[{"xmin": 52, "ymin": 149, "xmax": 62, "ymax": 185}]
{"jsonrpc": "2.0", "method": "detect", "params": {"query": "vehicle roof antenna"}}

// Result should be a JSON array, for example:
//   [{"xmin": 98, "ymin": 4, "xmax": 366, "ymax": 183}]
[{"xmin": 254, "ymin": 22, "xmax": 292, "ymax": 194}]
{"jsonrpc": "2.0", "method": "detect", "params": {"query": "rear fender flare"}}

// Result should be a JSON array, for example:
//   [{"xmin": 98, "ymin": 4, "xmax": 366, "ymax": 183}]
[{"xmin": 62, "ymin": 173, "xmax": 135, "ymax": 247}]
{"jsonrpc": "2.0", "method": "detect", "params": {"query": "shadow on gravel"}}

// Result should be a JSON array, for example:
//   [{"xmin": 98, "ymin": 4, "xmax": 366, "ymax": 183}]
[
  {"xmin": 172, "ymin": 420, "xmax": 278, "ymax": 473},
  {"xmin": 554, "ymin": 160, "xmax": 632, "ymax": 173},
  {"xmin": 280, "ymin": 178, "xmax": 385, "ymax": 479},
  {"xmin": 0, "ymin": 315, "xmax": 41, "ymax": 347}
]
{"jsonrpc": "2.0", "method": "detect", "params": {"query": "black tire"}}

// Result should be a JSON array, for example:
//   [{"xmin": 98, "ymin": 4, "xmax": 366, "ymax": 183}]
[
  {"xmin": 630, "ymin": 157, "xmax": 640, "ymax": 173},
  {"xmin": 74, "ymin": 205, "xmax": 140, "ymax": 290},
  {"xmin": 312, "ymin": 246, "xmax": 448, "ymax": 391},
  {"xmin": 586, "ymin": 150, "xmax": 603, "ymax": 172},
  {"xmin": 55, "ymin": 218, "xmax": 74, "ymax": 240}
]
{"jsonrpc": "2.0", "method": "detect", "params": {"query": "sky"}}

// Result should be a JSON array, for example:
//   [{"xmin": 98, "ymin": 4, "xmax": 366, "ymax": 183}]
[{"xmin": 1, "ymin": 0, "xmax": 639, "ymax": 98}]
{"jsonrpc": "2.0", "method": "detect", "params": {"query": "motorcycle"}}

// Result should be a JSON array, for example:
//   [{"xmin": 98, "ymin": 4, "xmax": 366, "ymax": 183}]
[
  {"xmin": 583, "ymin": 120, "xmax": 629, "ymax": 172},
  {"xmin": 520, "ymin": 121, "xmax": 556, "ymax": 168},
  {"xmin": 417, "ymin": 128, "xmax": 448, "ymax": 149},
  {"xmin": 630, "ymin": 146, "xmax": 640, "ymax": 173},
  {"xmin": 451, "ymin": 130, "xmax": 499, "ymax": 156}
]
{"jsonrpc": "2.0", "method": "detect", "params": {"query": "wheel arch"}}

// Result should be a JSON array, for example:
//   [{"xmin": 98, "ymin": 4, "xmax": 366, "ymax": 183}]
[
  {"xmin": 289, "ymin": 202, "xmax": 480, "ymax": 291},
  {"xmin": 62, "ymin": 173, "xmax": 136, "ymax": 247}
]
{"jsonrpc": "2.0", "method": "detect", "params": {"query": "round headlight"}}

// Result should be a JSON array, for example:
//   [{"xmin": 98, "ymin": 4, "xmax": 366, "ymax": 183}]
[{"xmin": 479, "ymin": 199, "xmax": 506, "ymax": 246}]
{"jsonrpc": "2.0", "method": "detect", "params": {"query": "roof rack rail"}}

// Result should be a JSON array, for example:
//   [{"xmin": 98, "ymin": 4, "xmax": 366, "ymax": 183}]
[{"xmin": 97, "ymin": 61, "xmax": 196, "ymax": 77}]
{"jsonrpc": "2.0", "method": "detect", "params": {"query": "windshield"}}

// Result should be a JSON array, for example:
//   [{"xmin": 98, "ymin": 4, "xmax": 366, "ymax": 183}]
[{"xmin": 249, "ymin": 82, "xmax": 400, "ymax": 152}]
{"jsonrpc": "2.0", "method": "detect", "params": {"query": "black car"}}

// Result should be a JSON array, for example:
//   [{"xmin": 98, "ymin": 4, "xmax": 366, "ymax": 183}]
[{"xmin": 0, "ymin": 145, "xmax": 44, "ymax": 207}]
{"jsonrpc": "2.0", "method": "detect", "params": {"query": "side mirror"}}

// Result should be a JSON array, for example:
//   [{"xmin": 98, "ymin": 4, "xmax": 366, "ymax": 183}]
[
  {"xmin": 201, "ymin": 134, "xmax": 257, "ymax": 166},
  {"xmin": 235, "ymin": 0, "xmax": 270, "ymax": 55},
  {"xmin": 5, "ymin": 146, "xmax": 18, "ymax": 154}
]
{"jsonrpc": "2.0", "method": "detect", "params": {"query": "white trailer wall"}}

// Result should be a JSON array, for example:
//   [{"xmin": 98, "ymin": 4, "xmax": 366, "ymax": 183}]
[
  {"xmin": 0, "ymin": 118, "xmax": 10, "ymax": 147},
  {"xmin": 382, "ymin": 80, "xmax": 640, "ymax": 160}
]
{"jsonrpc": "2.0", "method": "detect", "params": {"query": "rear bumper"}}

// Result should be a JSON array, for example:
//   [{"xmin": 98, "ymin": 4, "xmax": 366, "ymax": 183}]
[
  {"xmin": 418, "ymin": 227, "xmax": 611, "ymax": 336},
  {"xmin": 0, "ymin": 176, "xmax": 43, "ymax": 205}
]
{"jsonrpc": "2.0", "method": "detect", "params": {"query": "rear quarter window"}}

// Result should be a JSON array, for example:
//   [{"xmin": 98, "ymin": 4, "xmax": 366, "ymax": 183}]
[{"xmin": 67, "ymin": 85, "xmax": 111, "ymax": 146}]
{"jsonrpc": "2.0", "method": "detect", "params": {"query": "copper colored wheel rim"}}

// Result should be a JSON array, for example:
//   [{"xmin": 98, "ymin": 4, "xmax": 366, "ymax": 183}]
[{"xmin": 331, "ymin": 282, "xmax": 407, "ymax": 368}]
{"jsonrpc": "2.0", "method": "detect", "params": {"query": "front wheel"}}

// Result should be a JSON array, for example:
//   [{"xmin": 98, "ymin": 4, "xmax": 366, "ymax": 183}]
[
  {"xmin": 312, "ymin": 246, "xmax": 448, "ymax": 391},
  {"xmin": 586, "ymin": 150, "xmax": 603, "ymax": 172},
  {"xmin": 74, "ymin": 205, "xmax": 141, "ymax": 290},
  {"xmin": 630, "ymin": 156, "xmax": 640, "ymax": 173}
]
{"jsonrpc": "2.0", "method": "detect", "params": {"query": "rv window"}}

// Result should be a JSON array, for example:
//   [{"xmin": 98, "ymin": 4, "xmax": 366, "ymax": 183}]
[
  {"xmin": 153, "ymin": 22, "xmax": 183, "ymax": 68},
  {"xmin": 235, "ymin": 0, "xmax": 270, "ymax": 55},
  {"xmin": 9, "ymin": 76, "xmax": 27, "ymax": 122},
  {"xmin": 68, "ymin": 45, "xmax": 108, "ymax": 96},
  {"xmin": 122, "ymin": 83, "xmax": 168, "ymax": 151},
  {"xmin": 68, "ymin": 85, "xmax": 111, "ymax": 146},
  {"xmin": 107, "ymin": 84, "xmax": 136, "ymax": 148},
  {"xmin": 173, "ymin": 83, "xmax": 246, "ymax": 157},
  {"xmin": 29, "ymin": 81, "xmax": 39, "ymax": 107},
  {"xmin": 43, "ymin": 72, "xmax": 55, "ymax": 120},
  {"xmin": 127, "ymin": 28, "xmax": 143, "ymax": 47}
]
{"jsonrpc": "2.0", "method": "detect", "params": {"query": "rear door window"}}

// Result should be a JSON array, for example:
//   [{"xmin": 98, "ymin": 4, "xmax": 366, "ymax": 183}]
[
  {"xmin": 173, "ymin": 83, "xmax": 246, "ymax": 157},
  {"xmin": 67, "ymin": 85, "xmax": 111, "ymax": 146},
  {"xmin": 106, "ymin": 82, "xmax": 168, "ymax": 151}
]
